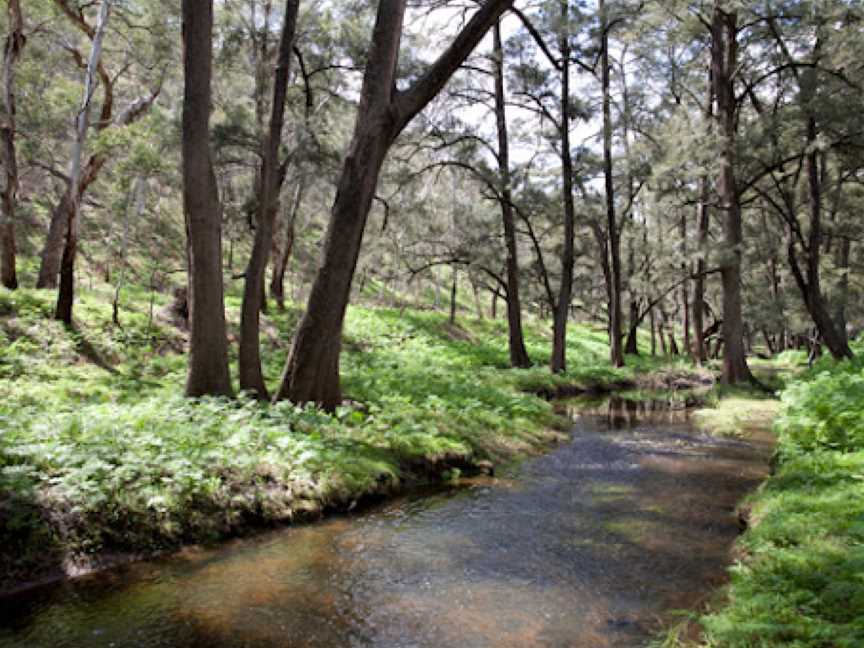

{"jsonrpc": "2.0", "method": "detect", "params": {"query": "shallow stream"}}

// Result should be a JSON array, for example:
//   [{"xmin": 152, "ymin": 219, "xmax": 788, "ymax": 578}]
[{"xmin": 0, "ymin": 397, "xmax": 772, "ymax": 647}]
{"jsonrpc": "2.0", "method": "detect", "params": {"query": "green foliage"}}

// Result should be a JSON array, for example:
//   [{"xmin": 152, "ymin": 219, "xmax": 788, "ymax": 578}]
[
  {"xmin": 3, "ymin": 285, "xmax": 623, "ymax": 582},
  {"xmin": 697, "ymin": 357, "xmax": 864, "ymax": 648},
  {"xmin": 776, "ymin": 357, "xmax": 864, "ymax": 453}
]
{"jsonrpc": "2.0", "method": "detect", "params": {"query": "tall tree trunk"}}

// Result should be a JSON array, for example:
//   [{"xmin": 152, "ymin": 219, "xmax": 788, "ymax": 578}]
[
  {"xmin": 711, "ymin": 5, "xmax": 753, "ymax": 384},
  {"xmin": 239, "ymin": 0, "xmax": 301, "ymax": 399},
  {"xmin": 55, "ymin": 0, "xmax": 111, "ymax": 324},
  {"xmin": 270, "ymin": 177, "xmax": 302, "ymax": 309},
  {"xmin": 182, "ymin": 0, "xmax": 233, "ymax": 397},
  {"xmin": 680, "ymin": 210, "xmax": 691, "ymax": 356},
  {"xmin": 693, "ymin": 64, "xmax": 713, "ymax": 365},
  {"xmin": 552, "ymin": 0, "xmax": 575, "ymax": 373},
  {"xmin": 621, "ymin": 59, "xmax": 639, "ymax": 358},
  {"xmin": 600, "ymin": 0, "xmax": 624, "ymax": 368},
  {"xmin": 0, "ymin": 0, "xmax": 24, "ymax": 290},
  {"xmin": 493, "ymin": 22, "xmax": 530, "ymax": 367},
  {"xmin": 274, "ymin": 0, "xmax": 513, "ymax": 408}
]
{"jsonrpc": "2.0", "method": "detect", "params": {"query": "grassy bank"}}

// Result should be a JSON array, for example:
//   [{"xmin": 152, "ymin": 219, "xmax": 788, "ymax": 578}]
[
  {"xmin": 664, "ymin": 352, "xmax": 864, "ymax": 647},
  {"xmin": 0, "ymin": 282, "xmax": 664, "ymax": 591}
]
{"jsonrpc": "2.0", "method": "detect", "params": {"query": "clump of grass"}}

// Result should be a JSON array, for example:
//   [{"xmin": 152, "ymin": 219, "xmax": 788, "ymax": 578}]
[{"xmin": 692, "ymin": 389, "xmax": 780, "ymax": 438}]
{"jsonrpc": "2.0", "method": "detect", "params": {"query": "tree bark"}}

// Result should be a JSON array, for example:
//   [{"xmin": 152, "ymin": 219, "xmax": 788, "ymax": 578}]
[
  {"xmin": 274, "ymin": 0, "xmax": 513, "ymax": 408},
  {"xmin": 0, "ymin": 0, "xmax": 24, "ymax": 290},
  {"xmin": 680, "ymin": 209, "xmax": 691, "ymax": 356},
  {"xmin": 492, "ymin": 22, "xmax": 531, "ymax": 367},
  {"xmin": 55, "ymin": 0, "xmax": 111, "ymax": 324},
  {"xmin": 624, "ymin": 299, "xmax": 640, "ymax": 354},
  {"xmin": 552, "ymin": 0, "xmax": 575, "ymax": 373},
  {"xmin": 711, "ymin": 5, "xmax": 753, "ymax": 384},
  {"xmin": 182, "ymin": 0, "xmax": 233, "ymax": 397},
  {"xmin": 693, "ymin": 58, "xmax": 713, "ymax": 365},
  {"xmin": 239, "ymin": 0, "xmax": 301, "ymax": 399},
  {"xmin": 270, "ymin": 177, "xmax": 302, "ymax": 309},
  {"xmin": 599, "ymin": 0, "xmax": 623, "ymax": 368}
]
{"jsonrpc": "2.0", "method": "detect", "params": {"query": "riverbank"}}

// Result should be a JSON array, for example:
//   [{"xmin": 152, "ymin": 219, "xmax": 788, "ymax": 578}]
[
  {"xmin": 660, "ymin": 352, "xmax": 864, "ymax": 647},
  {"xmin": 1, "ymin": 392, "xmax": 776, "ymax": 647},
  {"xmin": 1, "ymin": 285, "xmax": 702, "ymax": 594}
]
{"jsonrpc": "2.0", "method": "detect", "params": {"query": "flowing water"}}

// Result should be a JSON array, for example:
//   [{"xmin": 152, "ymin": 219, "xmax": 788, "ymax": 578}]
[{"xmin": 0, "ymin": 397, "xmax": 773, "ymax": 648}]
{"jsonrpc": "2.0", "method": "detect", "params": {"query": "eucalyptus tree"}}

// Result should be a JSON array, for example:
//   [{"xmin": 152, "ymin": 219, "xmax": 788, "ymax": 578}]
[
  {"xmin": 492, "ymin": 20, "xmax": 532, "ymax": 367},
  {"xmin": 742, "ymin": 3, "xmax": 859, "ymax": 360},
  {"xmin": 598, "ymin": 0, "xmax": 625, "ymax": 366},
  {"xmin": 274, "ymin": 0, "xmax": 514, "ymax": 409},
  {"xmin": 0, "ymin": 0, "xmax": 25, "ymax": 290},
  {"xmin": 238, "ymin": 0, "xmax": 301, "ymax": 399},
  {"xmin": 54, "ymin": 0, "xmax": 112, "ymax": 324},
  {"xmin": 36, "ymin": 0, "xmax": 162, "ymax": 292},
  {"xmin": 405, "ymin": 17, "xmax": 533, "ymax": 366},
  {"xmin": 182, "ymin": 0, "xmax": 233, "ymax": 397},
  {"xmin": 507, "ymin": 0, "xmax": 593, "ymax": 372}
]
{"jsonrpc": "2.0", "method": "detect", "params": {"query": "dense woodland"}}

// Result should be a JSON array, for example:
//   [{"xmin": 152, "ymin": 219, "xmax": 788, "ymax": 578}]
[
  {"xmin": 3, "ymin": 1, "xmax": 864, "ymax": 645},
  {"xmin": 2, "ymin": 0, "xmax": 862, "ymax": 404}
]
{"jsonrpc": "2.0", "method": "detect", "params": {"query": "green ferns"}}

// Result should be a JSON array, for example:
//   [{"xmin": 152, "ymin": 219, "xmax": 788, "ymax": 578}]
[
  {"xmin": 699, "ymin": 356, "xmax": 864, "ymax": 647},
  {"xmin": 777, "ymin": 357, "xmax": 864, "ymax": 453},
  {"xmin": 0, "ymin": 287, "xmax": 596, "ymax": 584}
]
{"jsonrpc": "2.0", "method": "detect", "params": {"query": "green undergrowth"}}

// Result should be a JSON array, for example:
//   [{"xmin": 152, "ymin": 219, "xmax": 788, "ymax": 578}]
[
  {"xmin": 0, "ymin": 283, "xmax": 654, "ymax": 587},
  {"xmin": 683, "ymin": 352, "xmax": 864, "ymax": 647}
]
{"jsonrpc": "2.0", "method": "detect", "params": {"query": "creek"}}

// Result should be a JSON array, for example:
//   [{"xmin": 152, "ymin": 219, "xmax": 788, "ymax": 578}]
[{"xmin": 0, "ymin": 396, "xmax": 773, "ymax": 647}]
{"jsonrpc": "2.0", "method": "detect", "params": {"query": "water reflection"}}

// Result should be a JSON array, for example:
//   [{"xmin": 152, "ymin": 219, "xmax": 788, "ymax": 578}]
[
  {"xmin": 558, "ymin": 394, "xmax": 705, "ymax": 429},
  {"xmin": 0, "ymin": 406, "xmax": 772, "ymax": 648}
]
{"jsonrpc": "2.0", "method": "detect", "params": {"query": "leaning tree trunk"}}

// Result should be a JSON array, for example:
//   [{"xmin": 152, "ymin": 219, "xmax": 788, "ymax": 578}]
[
  {"xmin": 0, "ymin": 0, "xmax": 24, "ymax": 290},
  {"xmin": 785, "ymin": 124, "xmax": 854, "ymax": 360},
  {"xmin": 803, "ymin": 120, "xmax": 852, "ymax": 359},
  {"xmin": 274, "ymin": 124, "xmax": 395, "ymax": 407},
  {"xmin": 182, "ymin": 0, "xmax": 233, "ymax": 397},
  {"xmin": 55, "ymin": 0, "xmax": 111, "ymax": 324},
  {"xmin": 599, "ymin": 0, "xmax": 624, "ymax": 368},
  {"xmin": 274, "ymin": 0, "xmax": 513, "ymax": 409},
  {"xmin": 712, "ymin": 5, "xmax": 753, "ymax": 385},
  {"xmin": 239, "ymin": 0, "xmax": 301, "ymax": 399},
  {"xmin": 552, "ymin": 0, "xmax": 575, "ymax": 373},
  {"xmin": 493, "ymin": 21, "xmax": 530, "ymax": 368}
]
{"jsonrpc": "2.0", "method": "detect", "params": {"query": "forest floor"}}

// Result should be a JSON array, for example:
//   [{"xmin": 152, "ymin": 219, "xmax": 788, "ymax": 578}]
[
  {"xmin": 6, "ymin": 280, "xmax": 860, "ymax": 648},
  {"xmin": 0, "ymin": 278, "xmax": 720, "ymax": 593}
]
